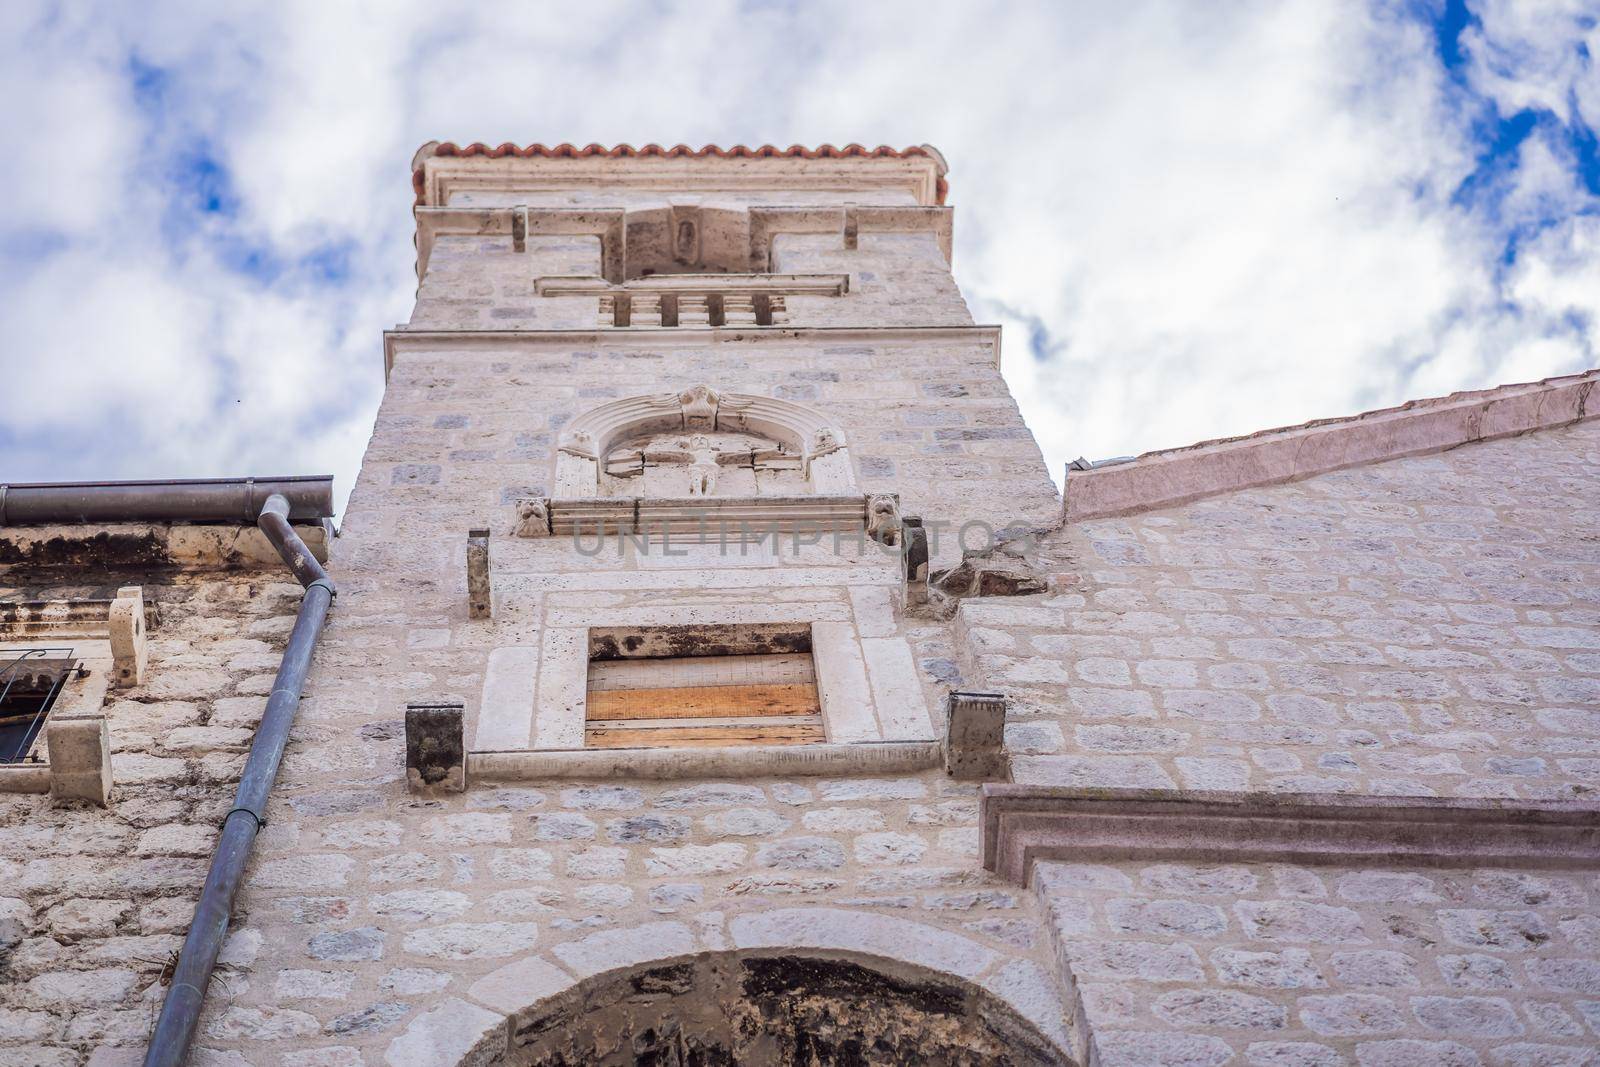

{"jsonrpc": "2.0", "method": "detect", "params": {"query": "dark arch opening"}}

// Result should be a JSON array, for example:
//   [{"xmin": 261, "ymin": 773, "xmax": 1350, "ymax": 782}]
[{"xmin": 476, "ymin": 950, "xmax": 1073, "ymax": 1067}]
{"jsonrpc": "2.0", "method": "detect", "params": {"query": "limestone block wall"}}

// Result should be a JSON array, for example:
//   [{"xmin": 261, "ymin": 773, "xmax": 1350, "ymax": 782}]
[
  {"xmin": 962, "ymin": 418, "xmax": 1600, "ymax": 798},
  {"xmin": 0, "ymin": 570, "xmax": 303, "ymax": 1067},
  {"xmin": 410, "ymin": 235, "xmax": 602, "ymax": 331},
  {"xmin": 211, "ymin": 765, "xmax": 1067, "ymax": 1062},
  {"xmin": 1035, "ymin": 857, "xmax": 1600, "ymax": 1066},
  {"xmin": 770, "ymin": 231, "xmax": 975, "ymax": 328}
]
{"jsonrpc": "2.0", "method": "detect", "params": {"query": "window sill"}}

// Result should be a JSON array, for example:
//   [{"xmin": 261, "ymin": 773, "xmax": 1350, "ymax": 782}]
[{"xmin": 468, "ymin": 740, "xmax": 942, "ymax": 781}]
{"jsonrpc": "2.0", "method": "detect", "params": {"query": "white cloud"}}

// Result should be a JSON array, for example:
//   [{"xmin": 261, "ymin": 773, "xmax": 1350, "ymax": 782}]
[{"xmin": 0, "ymin": 0, "xmax": 1595, "ymax": 508}]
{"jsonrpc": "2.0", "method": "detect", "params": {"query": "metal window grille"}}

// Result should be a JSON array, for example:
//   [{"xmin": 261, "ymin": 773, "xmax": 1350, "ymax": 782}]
[{"xmin": 0, "ymin": 648, "xmax": 77, "ymax": 764}]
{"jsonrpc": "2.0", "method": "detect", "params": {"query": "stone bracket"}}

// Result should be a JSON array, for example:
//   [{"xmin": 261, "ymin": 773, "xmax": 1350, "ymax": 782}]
[
  {"xmin": 467, "ymin": 528, "xmax": 492, "ymax": 619},
  {"xmin": 945, "ymin": 691, "xmax": 1008, "ymax": 780},
  {"xmin": 901, "ymin": 518, "xmax": 929, "ymax": 610},
  {"xmin": 981, "ymin": 786, "xmax": 1600, "ymax": 886},
  {"xmin": 47, "ymin": 715, "xmax": 112, "ymax": 806},
  {"xmin": 406, "ymin": 702, "xmax": 466, "ymax": 793},
  {"xmin": 107, "ymin": 585, "xmax": 148, "ymax": 688}
]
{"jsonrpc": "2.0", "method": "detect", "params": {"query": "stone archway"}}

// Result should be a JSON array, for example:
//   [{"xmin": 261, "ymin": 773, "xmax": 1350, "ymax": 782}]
[
  {"xmin": 384, "ymin": 909, "xmax": 1074, "ymax": 1067},
  {"xmin": 487, "ymin": 949, "xmax": 1067, "ymax": 1067}
]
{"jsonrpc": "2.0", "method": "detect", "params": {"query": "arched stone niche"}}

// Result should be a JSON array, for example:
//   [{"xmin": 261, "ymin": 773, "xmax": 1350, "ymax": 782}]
[
  {"xmin": 386, "ymin": 909, "xmax": 1073, "ymax": 1067},
  {"xmin": 547, "ymin": 386, "xmax": 860, "ymax": 534}
]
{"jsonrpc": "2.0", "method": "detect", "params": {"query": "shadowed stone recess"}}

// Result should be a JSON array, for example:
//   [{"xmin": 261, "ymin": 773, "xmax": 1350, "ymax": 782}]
[{"xmin": 489, "ymin": 952, "xmax": 1069, "ymax": 1066}]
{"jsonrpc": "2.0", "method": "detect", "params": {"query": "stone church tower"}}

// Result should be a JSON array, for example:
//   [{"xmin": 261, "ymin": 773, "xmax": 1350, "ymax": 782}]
[{"xmin": 1, "ymin": 144, "xmax": 1597, "ymax": 1067}]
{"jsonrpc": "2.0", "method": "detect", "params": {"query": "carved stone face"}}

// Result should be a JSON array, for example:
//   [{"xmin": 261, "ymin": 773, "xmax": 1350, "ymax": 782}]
[
  {"xmin": 562, "ymin": 429, "xmax": 597, "ymax": 457},
  {"xmin": 811, "ymin": 427, "xmax": 839, "ymax": 454},
  {"xmin": 678, "ymin": 384, "xmax": 720, "ymax": 429}
]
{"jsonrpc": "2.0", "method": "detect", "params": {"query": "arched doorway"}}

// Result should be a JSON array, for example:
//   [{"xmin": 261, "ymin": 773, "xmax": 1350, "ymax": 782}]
[{"xmin": 472, "ymin": 949, "xmax": 1071, "ymax": 1067}]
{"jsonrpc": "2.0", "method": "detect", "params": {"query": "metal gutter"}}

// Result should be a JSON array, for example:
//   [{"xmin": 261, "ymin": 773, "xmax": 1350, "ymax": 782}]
[
  {"xmin": 0, "ymin": 476, "xmax": 333, "ymax": 526},
  {"xmin": 143, "ymin": 493, "xmax": 335, "ymax": 1067}
]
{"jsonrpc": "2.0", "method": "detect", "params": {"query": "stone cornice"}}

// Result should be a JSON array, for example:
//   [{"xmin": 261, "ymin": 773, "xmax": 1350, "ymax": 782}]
[
  {"xmin": 980, "ymin": 785, "xmax": 1600, "ymax": 886},
  {"xmin": 1064, "ymin": 369, "xmax": 1599, "ymax": 522},
  {"xmin": 412, "ymin": 143, "xmax": 947, "ymax": 208},
  {"xmin": 413, "ymin": 203, "xmax": 953, "ymax": 279},
  {"xmin": 382, "ymin": 324, "xmax": 1003, "ymax": 378}
]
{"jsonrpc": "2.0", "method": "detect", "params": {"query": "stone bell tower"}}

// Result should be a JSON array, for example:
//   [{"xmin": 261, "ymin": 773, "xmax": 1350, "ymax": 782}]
[
  {"xmin": 159, "ymin": 144, "xmax": 1077, "ymax": 1066},
  {"xmin": 358, "ymin": 143, "xmax": 1061, "ymax": 777}
]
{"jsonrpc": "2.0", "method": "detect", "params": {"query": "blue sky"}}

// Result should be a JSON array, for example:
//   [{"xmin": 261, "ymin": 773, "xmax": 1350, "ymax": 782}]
[{"xmin": 1, "ymin": 1, "xmax": 1597, "ymax": 513}]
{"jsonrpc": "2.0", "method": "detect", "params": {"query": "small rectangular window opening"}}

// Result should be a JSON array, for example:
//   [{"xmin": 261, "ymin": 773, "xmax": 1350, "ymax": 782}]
[
  {"xmin": 0, "ymin": 649, "xmax": 77, "ymax": 764},
  {"xmin": 584, "ymin": 624, "xmax": 823, "ymax": 749}
]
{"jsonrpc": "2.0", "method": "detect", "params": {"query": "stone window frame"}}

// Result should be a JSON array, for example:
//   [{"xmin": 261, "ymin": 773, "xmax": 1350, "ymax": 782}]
[
  {"xmin": 471, "ymin": 601, "xmax": 940, "ymax": 779},
  {"xmin": 0, "ymin": 635, "xmax": 114, "ymax": 802}
]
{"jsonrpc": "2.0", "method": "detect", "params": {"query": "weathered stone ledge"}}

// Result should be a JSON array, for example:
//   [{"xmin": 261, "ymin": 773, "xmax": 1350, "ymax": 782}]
[
  {"xmin": 384, "ymin": 324, "xmax": 1005, "ymax": 377},
  {"xmin": 1063, "ymin": 368, "xmax": 1598, "ymax": 521},
  {"xmin": 1, "ymin": 521, "xmax": 331, "ymax": 571},
  {"xmin": 980, "ymin": 785, "xmax": 1600, "ymax": 885},
  {"xmin": 471, "ymin": 740, "xmax": 943, "ymax": 781}
]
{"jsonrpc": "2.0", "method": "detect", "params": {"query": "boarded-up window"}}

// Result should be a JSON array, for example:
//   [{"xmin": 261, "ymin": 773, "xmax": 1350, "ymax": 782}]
[{"xmin": 585, "ymin": 625, "xmax": 823, "ymax": 749}]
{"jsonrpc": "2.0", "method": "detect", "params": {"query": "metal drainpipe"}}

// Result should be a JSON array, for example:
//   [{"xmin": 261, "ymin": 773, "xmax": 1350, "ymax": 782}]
[{"xmin": 143, "ymin": 494, "xmax": 336, "ymax": 1067}]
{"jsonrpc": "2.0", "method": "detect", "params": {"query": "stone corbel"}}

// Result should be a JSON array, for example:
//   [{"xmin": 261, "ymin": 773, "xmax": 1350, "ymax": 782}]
[
  {"xmin": 945, "ymin": 691, "xmax": 1008, "ymax": 780},
  {"xmin": 902, "ymin": 517, "xmax": 930, "ymax": 610},
  {"xmin": 467, "ymin": 528, "xmax": 492, "ymax": 620},
  {"xmin": 513, "ymin": 498, "xmax": 551, "ymax": 538},
  {"xmin": 866, "ymin": 494, "xmax": 901, "ymax": 547},
  {"xmin": 48, "ymin": 715, "xmax": 112, "ymax": 806},
  {"xmin": 406, "ymin": 702, "xmax": 465, "ymax": 793},
  {"xmin": 107, "ymin": 585, "xmax": 148, "ymax": 688}
]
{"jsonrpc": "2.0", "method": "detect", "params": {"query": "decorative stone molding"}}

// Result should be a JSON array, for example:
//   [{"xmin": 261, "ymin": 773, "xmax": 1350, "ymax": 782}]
[
  {"xmin": 551, "ymin": 387, "xmax": 858, "ymax": 529},
  {"xmin": 511, "ymin": 498, "xmax": 550, "ymax": 538},
  {"xmin": 980, "ymin": 786, "xmax": 1600, "ymax": 887},
  {"xmin": 1063, "ymin": 368, "xmax": 1599, "ymax": 522}
]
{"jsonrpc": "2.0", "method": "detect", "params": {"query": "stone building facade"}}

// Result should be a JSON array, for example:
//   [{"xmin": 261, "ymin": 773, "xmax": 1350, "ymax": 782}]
[{"xmin": 0, "ymin": 144, "xmax": 1596, "ymax": 1067}]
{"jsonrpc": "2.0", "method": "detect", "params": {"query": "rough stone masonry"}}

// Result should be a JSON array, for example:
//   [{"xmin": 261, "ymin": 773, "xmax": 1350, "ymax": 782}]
[{"xmin": 0, "ymin": 144, "xmax": 1596, "ymax": 1067}]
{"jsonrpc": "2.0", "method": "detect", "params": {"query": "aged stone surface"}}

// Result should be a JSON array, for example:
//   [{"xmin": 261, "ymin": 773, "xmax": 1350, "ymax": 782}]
[{"xmin": 7, "ymin": 144, "xmax": 1597, "ymax": 1067}]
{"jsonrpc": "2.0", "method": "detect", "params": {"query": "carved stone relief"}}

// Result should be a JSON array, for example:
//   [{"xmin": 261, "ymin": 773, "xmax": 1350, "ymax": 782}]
[
  {"xmin": 602, "ymin": 430, "xmax": 803, "ymax": 498},
  {"xmin": 554, "ymin": 384, "xmax": 854, "ymax": 502}
]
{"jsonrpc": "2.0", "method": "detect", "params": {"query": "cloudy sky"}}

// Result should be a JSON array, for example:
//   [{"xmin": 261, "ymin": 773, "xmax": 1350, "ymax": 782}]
[{"xmin": 2, "ymin": 1, "xmax": 1597, "ymax": 513}]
